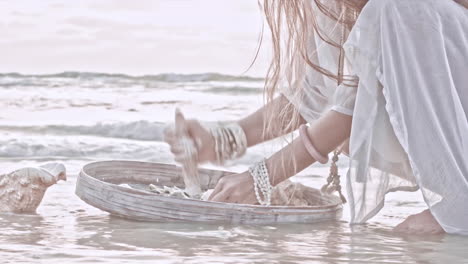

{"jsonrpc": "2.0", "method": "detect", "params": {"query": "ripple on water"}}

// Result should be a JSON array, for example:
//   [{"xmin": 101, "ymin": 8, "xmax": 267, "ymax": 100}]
[{"xmin": 0, "ymin": 168, "xmax": 467, "ymax": 263}]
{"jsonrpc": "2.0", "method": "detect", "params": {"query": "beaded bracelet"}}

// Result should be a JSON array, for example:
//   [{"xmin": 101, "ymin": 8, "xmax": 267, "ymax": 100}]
[
  {"xmin": 248, "ymin": 159, "xmax": 272, "ymax": 206},
  {"xmin": 299, "ymin": 124, "xmax": 329, "ymax": 164}
]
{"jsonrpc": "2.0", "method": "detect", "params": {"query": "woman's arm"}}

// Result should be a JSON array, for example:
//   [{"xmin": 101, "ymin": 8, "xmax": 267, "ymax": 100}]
[
  {"xmin": 165, "ymin": 94, "xmax": 305, "ymax": 164},
  {"xmin": 209, "ymin": 110, "xmax": 352, "ymax": 203},
  {"xmin": 266, "ymin": 110, "xmax": 351, "ymax": 185},
  {"xmin": 239, "ymin": 94, "xmax": 306, "ymax": 147}
]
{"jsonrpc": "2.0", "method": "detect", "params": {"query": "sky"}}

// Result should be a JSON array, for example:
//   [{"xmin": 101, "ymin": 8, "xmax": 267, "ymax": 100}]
[{"xmin": 0, "ymin": 0, "xmax": 271, "ymax": 76}]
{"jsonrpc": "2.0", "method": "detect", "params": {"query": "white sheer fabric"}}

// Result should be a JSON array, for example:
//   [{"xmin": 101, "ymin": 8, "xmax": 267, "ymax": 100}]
[
  {"xmin": 284, "ymin": 0, "xmax": 468, "ymax": 235},
  {"xmin": 344, "ymin": 0, "xmax": 468, "ymax": 235}
]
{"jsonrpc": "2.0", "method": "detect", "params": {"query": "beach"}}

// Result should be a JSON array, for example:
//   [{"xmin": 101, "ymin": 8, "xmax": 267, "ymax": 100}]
[
  {"xmin": 1, "ymin": 1, "xmax": 467, "ymax": 263},
  {"xmin": 0, "ymin": 72, "xmax": 467, "ymax": 263}
]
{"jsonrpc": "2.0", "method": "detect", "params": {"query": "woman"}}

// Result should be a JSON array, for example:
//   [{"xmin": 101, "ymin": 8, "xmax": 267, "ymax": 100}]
[{"xmin": 165, "ymin": 0, "xmax": 468, "ymax": 235}]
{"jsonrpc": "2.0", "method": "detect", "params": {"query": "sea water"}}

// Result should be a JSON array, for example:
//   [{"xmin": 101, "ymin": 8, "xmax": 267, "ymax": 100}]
[{"xmin": 0, "ymin": 73, "xmax": 467, "ymax": 264}]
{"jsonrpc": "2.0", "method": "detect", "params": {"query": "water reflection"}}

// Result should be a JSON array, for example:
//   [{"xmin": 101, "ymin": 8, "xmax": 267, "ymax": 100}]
[
  {"xmin": 0, "ymin": 214, "xmax": 47, "ymax": 245},
  {"xmin": 68, "ymin": 215, "xmax": 465, "ymax": 263},
  {"xmin": 0, "ymin": 174, "xmax": 467, "ymax": 263}
]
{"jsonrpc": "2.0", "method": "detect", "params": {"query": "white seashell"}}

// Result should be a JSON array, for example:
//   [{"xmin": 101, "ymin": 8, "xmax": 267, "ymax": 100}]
[
  {"xmin": 200, "ymin": 189, "xmax": 214, "ymax": 201},
  {"xmin": 271, "ymin": 180, "xmax": 323, "ymax": 207},
  {"xmin": 0, "ymin": 163, "xmax": 67, "ymax": 213},
  {"xmin": 174, "ymin": 109, "xmax": 202, "ymax": 197},
  {"xmin": 148, "ymin": 184, "xmax": 194, "ymax": 199}
]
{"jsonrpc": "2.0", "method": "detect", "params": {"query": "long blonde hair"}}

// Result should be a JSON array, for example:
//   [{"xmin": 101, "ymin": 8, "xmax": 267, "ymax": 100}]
[
  {"xmin": 260, "ymin": 0, "xmax": 366, "ymax": 139},
  {"xmin": 259, "ymin": 0, "xmax": 467, "ymax": 140}
]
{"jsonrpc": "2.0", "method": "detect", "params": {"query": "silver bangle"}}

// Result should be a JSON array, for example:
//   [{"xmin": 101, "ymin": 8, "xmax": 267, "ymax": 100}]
[{"xmin": 210, "ymin": 122, "xmax": 247, "ymax": 165}]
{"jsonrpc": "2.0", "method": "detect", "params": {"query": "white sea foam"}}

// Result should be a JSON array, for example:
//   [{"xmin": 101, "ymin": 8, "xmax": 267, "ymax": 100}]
[
  {"xmin": 0, "ymin": 133, "xmax": 172, "ymax": 161},
  {"xmin": 0, "ymin": 72, "xmax": 263, "ymax": 88},
  {"xmin": 0, "ymin": 121, "xmax": 167, "ymax": 141}
]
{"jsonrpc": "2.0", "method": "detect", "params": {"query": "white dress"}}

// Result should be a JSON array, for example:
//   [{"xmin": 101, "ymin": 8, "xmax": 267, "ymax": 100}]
[{"xmin": 284, "ymin": 0, "xmax": 468, "ymax": 235}]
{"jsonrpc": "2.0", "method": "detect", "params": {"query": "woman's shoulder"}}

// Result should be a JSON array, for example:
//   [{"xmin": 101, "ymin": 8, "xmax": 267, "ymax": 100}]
[
  {"xmin": 364, "ymin": 0, "xmax": 435, "ymax": 11},
  {"xmin": 356, "ymin": 0, "xmax": 468, "ymax": 31},
  {"xmin": 362, "ymin": 0, "xmax": 465, "ymax": 21}
]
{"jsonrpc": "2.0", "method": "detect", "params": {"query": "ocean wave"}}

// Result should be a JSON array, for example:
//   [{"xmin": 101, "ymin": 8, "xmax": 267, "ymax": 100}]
[
  {"xmin": 0, "ymin": 135, "xmax": 172, "ymax": 161},
  {"xmin": 201, "ymin": 86, "xmax": 262, "ymax": 95},
  {"xmin": 0, "ymin": 132, "xmax": 265, "ymax": 168},
  {"xmin": 0, "ymin": 121, "xmax": 167, "ymax": 141},
  {"xmin": 0, "ymin": 72, "xmax": 264, "ymax": 85}
]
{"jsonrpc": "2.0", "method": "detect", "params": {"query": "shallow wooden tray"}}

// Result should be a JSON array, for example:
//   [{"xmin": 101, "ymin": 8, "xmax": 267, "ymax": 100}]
[{"xmin": 75, "ymin": 160, "xmax": 343, "ymax": 224}]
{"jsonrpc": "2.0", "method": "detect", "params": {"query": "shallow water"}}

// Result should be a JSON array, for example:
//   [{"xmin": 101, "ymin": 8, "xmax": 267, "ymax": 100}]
[
  {"xmin": 0, "ymin": 73, "xmax": 467, "ymax": 263},
  {"xmin": 1, "ymin": 169, "xmax": 467, "ymax": 264}
]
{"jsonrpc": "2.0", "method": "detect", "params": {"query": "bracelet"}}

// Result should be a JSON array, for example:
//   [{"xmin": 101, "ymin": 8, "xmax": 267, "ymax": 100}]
[
  {"xmin": 299, "ymin": 124, "xmax": 329, "ymax": 164},
  {"xmin": 248, "ymin": 159, "xmax": 272, "ymax": 206},
  {"xmin": 210, "ymin": 122, "xmax": 247, "ymax": 165}
]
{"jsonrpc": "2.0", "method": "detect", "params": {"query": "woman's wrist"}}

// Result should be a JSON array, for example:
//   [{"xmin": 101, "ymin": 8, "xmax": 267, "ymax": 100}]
[
  {"xmin": 299, "ymin": 124, "xmax": 329, "ymax": 164},
  {"xmin": 263, "ymin": 132, "xmax": 319, "ymax": 186},
  {"xmin": 264, "ymin": 158, "xmax": 284, "ymax": 186}
]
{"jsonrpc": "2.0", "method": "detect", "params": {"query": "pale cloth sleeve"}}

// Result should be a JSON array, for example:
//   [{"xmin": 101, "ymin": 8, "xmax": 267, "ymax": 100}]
[
  {"xmin": 281, "ymin": 0, "xmax": 358, "ymax": 124},
  {"xmin": 331, "ymin": 84, "xmax": 357, "ymax": 117},
  {"xmin": 281, "ymin": 61, "xmax": 358, "ymax": 124},
  {"xmin": 281, "ymin": 68, "xmax": 332, "ymax": 124}
]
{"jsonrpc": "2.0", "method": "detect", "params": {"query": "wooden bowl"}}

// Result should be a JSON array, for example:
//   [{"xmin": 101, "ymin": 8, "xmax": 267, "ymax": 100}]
[{"xmin": 75, "ymin": 160, "xmax": 343, "ymax": 224}]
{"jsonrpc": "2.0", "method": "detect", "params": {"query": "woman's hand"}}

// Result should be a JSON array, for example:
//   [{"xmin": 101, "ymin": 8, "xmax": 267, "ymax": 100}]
[
  {"xmin": 164, "ymin": 114, "xmax": 216, "ymax": 164},
  {"xmin": 208, "ymin": 171, "xmax": 257, "ymax": 204}
]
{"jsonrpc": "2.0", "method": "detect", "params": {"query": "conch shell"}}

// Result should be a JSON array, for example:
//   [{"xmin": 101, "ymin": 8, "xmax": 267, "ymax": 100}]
[{"xmin": 0, "ymin": 163, "xmax": 66, "ymax": 213}]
